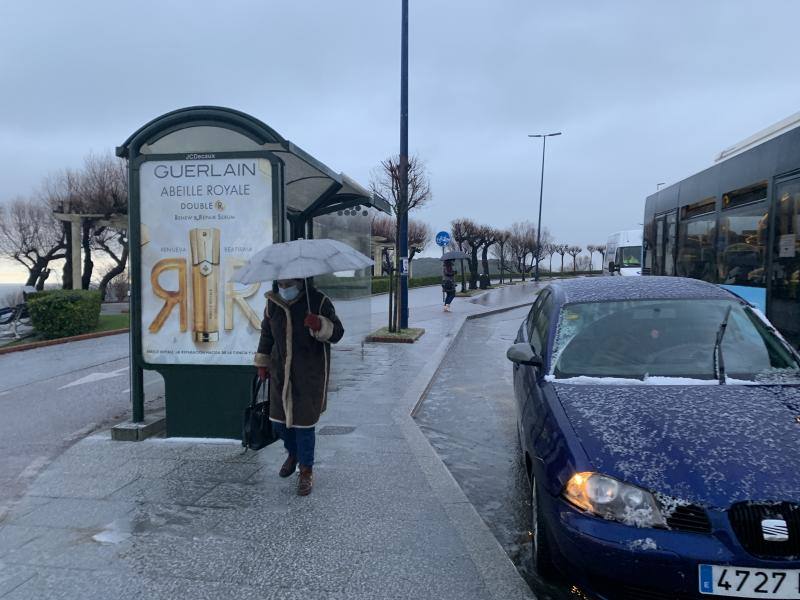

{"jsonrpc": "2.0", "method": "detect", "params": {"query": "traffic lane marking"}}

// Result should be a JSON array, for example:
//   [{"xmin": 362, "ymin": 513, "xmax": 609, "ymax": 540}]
[
  {"xmin": 58, "ymin": 366, "xmax": 130, "ymax": 390},
  {"xmin": 0, "ymin": 356, "xmax": 129, "ymax": 397}
]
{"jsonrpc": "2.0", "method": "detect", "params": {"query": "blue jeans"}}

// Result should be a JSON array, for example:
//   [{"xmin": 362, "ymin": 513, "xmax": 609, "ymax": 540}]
[
  {"xmin": 272, "ymin": 422, "xmax": 316, "ymax": 467},
  {"xmin": 444, "ymin": 290, "xmax": 456, "ymax": 305}
]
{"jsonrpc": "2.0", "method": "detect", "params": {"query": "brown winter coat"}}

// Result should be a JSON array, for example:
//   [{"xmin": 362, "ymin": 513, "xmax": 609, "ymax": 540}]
[{"xmin": 253, "ymin": 286, "xmax": 344, "ymax": 428}]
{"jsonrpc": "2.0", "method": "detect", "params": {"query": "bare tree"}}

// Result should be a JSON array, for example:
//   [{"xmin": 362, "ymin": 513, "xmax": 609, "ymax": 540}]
[
  {"xmin": 93, "ymin": 226, "xmax": 129, "ymax": 301},
  {"xmin": 546, "ymin": 242, "xmax": 557, "ymax": 273},
  {"xmin": 567, "ymin": 245, "xmax": 583, "ymax": 272},
  {"xmin": 530, "ymin": 227, "xmax": 553, "ymax": 275},
  {"xmin": 0, "ymin": 197, "xmax": 67, "ymax": 289},
  {"xmin": 509, "ymin": 221, "xmax": 535, "ymax": 280},
  {"xmin": 371, "ymin": 155, "xmax": 432, "ymax": 329},
  {"xmin": 408, "ymin": 219, "xmax": 432, "ymax": 261},
  {"xmin": 450, "ymin": 219, "xmax": 470, "ymax": 291},
  {"xmin": 370, "ymin": 155, "xmax": 432, "ymax": 258},
  {"xmin": 371, "ymin": 215, "xmax": 431, "ymax": 262},
  {"xmin": 586, "ymin": 244, "xmax": 596, "ymax": 272},
  {"xmin": 554, "ymin": 243, "xmax": 568, "ymax": 272},
  {"xmin": 491, "ymin": 229, "xmax": 512, "ymax": 283},
  {"xmin": 45, "ymin": 153, "xmax": 128, "ymax": 292},
  {"xmin": 479, "ymin": 225, "xmax": 497, "ymax": 287},
  {"xmin": 462, "ymin": 219, "xmax": 484, "ymax": 290},
  {"xmin": 596, "ymin": 244, "xmax": 607, "ymax": 270},
  {"xmin": 576, "ymin": 255, "xmax": 592, "ymax": 271}
]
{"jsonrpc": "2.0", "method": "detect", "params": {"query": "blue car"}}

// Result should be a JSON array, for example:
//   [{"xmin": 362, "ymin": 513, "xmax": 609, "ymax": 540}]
[{"xmin": 507, "ymin": 277, "xmax": 800, "ymax": 600}]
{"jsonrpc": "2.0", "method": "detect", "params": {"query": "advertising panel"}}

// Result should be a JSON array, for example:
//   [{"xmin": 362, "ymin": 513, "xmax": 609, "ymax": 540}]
[{"xmin": 139, "ymin": 156, "xmax": 272, "ymax": 365}]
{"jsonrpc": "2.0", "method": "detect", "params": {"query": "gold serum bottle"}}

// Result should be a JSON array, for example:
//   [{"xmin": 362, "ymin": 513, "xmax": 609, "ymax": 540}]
[{"xmin": 189, "ymin": 228, "xmax": 220, "ymax": 343}]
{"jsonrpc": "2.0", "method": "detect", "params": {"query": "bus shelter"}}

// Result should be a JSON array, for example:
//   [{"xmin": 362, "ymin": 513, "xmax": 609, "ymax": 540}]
[{"xmin": 116, "ymin": 106, "xmax": 388, "ymax": 439}]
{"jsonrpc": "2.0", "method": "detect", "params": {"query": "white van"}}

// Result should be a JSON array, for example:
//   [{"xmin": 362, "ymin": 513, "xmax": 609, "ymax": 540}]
[{"xmin": 603, "ymin": 230, "xmax": 642, "ymax": 276}]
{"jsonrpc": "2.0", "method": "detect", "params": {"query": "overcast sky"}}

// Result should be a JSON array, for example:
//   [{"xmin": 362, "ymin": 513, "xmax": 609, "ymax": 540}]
[{"xmin": 2, "ymin": 0, "xmax": 800, "ymax": 281}]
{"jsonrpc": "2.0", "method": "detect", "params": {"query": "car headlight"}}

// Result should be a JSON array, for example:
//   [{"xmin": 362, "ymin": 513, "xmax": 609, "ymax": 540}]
[{"xmin": 564, "ymin": 472, "xmax": 666, "ymax": 528}]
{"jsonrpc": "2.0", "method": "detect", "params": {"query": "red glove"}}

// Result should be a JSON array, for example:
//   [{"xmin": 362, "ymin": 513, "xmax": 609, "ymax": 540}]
[
  {"xmin": 304, "ymin": 313, "xmax": 322, "ymax": 331},
  {"xmin": 257, "ymin": 367, "xmax": 269, "ymax": 381}
]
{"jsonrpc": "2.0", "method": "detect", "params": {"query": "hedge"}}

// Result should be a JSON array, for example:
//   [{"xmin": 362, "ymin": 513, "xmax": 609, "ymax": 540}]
[
  {"xmin": 372, "ymin": 276, "xmax": 443, "ymax": 294},
  {"xmin": 27, "ymin": 289, "xmax": 102, "ymax": 339}
]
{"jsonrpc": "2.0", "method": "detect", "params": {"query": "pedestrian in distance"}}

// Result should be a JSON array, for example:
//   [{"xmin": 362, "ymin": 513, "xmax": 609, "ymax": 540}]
[
  {"xmin": 442, "ymin": 259, "xmax": 457, "ymax": 312},
  {"xmin": 254, "ymin": 278, "xmax": 344, "ymax": 496}
]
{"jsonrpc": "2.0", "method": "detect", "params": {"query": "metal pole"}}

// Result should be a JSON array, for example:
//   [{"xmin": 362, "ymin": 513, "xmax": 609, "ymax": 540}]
[
  {"xmin": 534, "ymin": 136, "xmax": 546, "ymax": 282},
  {"xmin": 398, "ymin": 0, "xmax": 409, "ymax": 329}
]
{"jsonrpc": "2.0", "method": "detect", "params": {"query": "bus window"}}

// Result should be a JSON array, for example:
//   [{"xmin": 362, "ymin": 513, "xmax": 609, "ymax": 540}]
[
  {"xmin": 664, "ymin": 212, "xmax": 677, "ymax": 275},
  {"xmin": 770, "ymin": 179, "xmax": 800, "ymax": 347},
  {"xmin": 677, "ymin": 216, "xmax": 717, "ymax": 282},
  {"xmin": 718, "ymin": 202, "xmax": 768, "ymax": 286}
]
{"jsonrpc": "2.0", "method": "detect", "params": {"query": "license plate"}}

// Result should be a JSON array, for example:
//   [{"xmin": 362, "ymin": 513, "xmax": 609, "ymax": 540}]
[{"xmin": 699, "ymin": 565, "xmax": 800, "ymax": 598}]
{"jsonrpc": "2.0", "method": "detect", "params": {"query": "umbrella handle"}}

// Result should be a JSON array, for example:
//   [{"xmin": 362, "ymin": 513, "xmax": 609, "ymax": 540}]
[{"xmin": 304, "ymin": 278, "xmax": 314, "ymax": 337}]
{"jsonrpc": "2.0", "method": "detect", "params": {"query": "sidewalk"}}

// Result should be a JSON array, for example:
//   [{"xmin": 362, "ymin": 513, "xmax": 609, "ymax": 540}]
[{"xmin": 0, "ymin": 283, "xmax": 540, "ymax": 600}]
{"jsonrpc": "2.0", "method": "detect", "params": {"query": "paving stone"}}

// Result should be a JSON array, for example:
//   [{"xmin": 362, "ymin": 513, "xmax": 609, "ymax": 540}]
[
  {"xmin": 2, "ymin": 526, "xmax": 131, "ymax": 571},
  {"xmin": 168, "ymin": 459, "xmax": 263, "ymax": 483},
  {"xmin": 25, "ymin": 469, "xmax": 138, "ymax": 500},
  {"xmin": 0, "ymin": 563, "xmax": 36, "ymax": 597},
  {"xmin": 345, "ymin": 552, "xmax": 490, "ymax": 600},
  {"xmin": 2, "ymin": 567, "xmax": 140, "ymax": 600},
  {"xmin": 9, "ymin": 498, "xmax": 135, "ymax": 530},
  {"xmin": 108, "ymin": 477, "xmax": 218, "ymax": 505},
  {"xmin": 0, "ymin": 524, "xmax": 42, "ymax": 558}
]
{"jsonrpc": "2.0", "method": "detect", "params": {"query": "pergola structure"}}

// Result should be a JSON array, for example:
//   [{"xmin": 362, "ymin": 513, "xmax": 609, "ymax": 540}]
[{"xmin": 52, "ymin": 212, "xmax": 127, "ymax": 289}]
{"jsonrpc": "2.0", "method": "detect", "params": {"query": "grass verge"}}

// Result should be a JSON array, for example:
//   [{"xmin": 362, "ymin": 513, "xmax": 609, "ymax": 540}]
[
  {"xmin": 365, "ymin": 327, "xmax": 425, "ymax": 344},
  {"xmin": 0, "ymin": 313, "xmax": 130, "ymax": 350}
]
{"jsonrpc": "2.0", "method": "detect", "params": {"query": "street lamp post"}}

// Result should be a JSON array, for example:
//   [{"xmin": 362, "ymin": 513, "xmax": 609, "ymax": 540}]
[
  {"xmin": 398, "ymin": 0, "xmax": 409, "ymax": 330},
  {"xmin": 528, "ymin": 132, "xmax": 561, "ymax": 282}
]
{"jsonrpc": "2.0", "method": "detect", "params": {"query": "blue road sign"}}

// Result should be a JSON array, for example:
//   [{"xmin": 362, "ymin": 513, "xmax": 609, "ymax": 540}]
[{"xmin": 435, "ymin": 231, "xmax": 451, "ymax": 247}]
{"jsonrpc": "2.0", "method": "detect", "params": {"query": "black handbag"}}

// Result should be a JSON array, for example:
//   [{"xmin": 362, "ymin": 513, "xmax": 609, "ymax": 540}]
[{"xmin": 242, "ymin": 376, "xmax": 279, "ymax": 451}]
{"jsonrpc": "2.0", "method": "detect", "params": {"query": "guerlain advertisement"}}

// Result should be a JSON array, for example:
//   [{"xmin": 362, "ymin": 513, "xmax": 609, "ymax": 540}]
[{"xmin": 139, "ymin": 157, "xmax": 273, "ymax": 365}]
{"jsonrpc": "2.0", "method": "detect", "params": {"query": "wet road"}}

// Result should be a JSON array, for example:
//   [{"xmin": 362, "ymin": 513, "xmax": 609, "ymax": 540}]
[
  {"xmin": 0, "ymin": 334, "xmax": 165, "ymax": 520},
  {"xmin": 415, "ymin": 306, "xmax": 575, "ymax": 599}
]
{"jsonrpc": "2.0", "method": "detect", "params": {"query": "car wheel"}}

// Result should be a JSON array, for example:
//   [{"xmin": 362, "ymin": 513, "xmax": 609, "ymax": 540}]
[{"xmin": 529, "ymin": 475, "xmax": 558, "ymax": 580}]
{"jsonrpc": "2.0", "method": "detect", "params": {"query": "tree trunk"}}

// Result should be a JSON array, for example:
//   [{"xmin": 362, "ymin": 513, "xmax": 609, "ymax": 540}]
[
  {"xmin": 98, "ymin": 244, "xmax": 129, "ymax": 301},
  {"xmin": 481, "ymin": 244, "xmax": 491, "ymax": 287},
  {"xmin": 561, "ymin": 254, "xmax": 565, "ymax": 272},
  {"xmin": 24, "ymin": 258, "xmax": 46, "ymax": 288},
  {"xmin": 35, "ymin": 268, "xmax": 51, "ymax": 291},
  {"xmin": 469, "ymin": 247, "xmax": 479, "ymax": 290},
  {"xmin": 81, "ymin": 220, "xmax": 93, "ymax": 290}
]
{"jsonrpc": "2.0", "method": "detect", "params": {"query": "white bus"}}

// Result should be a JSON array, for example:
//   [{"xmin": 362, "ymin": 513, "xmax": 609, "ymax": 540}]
[{"xmin": 603, "ymin": 229, "xmax": 642, "ymax": 276}]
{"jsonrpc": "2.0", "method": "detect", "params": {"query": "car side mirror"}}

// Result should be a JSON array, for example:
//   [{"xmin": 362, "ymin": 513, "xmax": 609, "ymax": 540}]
[
  {"xmin": 506, "ymin": 343, "xmax": 543, "ymax": 367},
  {"xmin": 609, "ymin": 261, "xmax": 619, "ymax": 272}
]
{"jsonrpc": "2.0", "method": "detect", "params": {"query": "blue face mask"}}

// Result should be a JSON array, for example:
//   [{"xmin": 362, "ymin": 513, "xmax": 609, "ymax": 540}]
[{"xmin": 278, "ymin": 285, "xmax": 300, "ymax": 302}]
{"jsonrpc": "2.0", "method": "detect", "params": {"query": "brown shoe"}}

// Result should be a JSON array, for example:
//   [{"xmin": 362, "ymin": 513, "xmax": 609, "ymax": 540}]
[
  {"xmin": 297, "ymin": 466, "xmax": 313, "ymax": 496},
  {"xmin": 279, "ymin": 455, "xmax": 297, "ymax": 478}
]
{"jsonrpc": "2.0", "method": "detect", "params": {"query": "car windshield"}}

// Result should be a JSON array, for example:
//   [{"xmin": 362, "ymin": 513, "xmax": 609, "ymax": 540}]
[
  {"xmin": 618, "ymin": 246, "xmax": 641, "ymax": 267},
  {"xmin": 552, "ymin": 299, "xmax": 800, "ymax": 382}
]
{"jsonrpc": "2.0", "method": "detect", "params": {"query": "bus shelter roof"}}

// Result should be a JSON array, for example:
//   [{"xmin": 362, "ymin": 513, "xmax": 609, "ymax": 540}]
[{"xmin": 117, "ymin": 106, "xmax": 389, "ymax": 220}]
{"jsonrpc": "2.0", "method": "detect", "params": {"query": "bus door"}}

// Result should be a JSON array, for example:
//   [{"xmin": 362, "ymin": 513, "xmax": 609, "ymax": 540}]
[
  {"xmin": 770, "ymin": 178, "xmax": 800, "ymax": 347},
  {"xmin": 654, "ymin": 211, "xmax": 677, "ymax": 275}
]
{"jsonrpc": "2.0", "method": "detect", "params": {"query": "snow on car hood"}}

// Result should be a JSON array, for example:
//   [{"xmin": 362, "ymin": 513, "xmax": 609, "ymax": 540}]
[{"xmin": 553, "ymin": 383, "xmax": 800, "ymax": 508}]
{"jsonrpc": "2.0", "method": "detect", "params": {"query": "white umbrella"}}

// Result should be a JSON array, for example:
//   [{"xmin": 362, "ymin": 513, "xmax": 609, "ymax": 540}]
[{"xmin": 232, "ymin": 238, "xmax": 374, "ymax": 310}]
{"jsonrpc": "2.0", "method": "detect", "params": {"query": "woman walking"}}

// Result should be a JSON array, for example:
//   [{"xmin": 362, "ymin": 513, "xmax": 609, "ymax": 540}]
[
  {"xmin": 254, "ymin": 278, "xmax": 344, "ymax": 496},
  {"xmin": 442, "ymin": 259, "xmax": 456, "ymax": 312}
]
